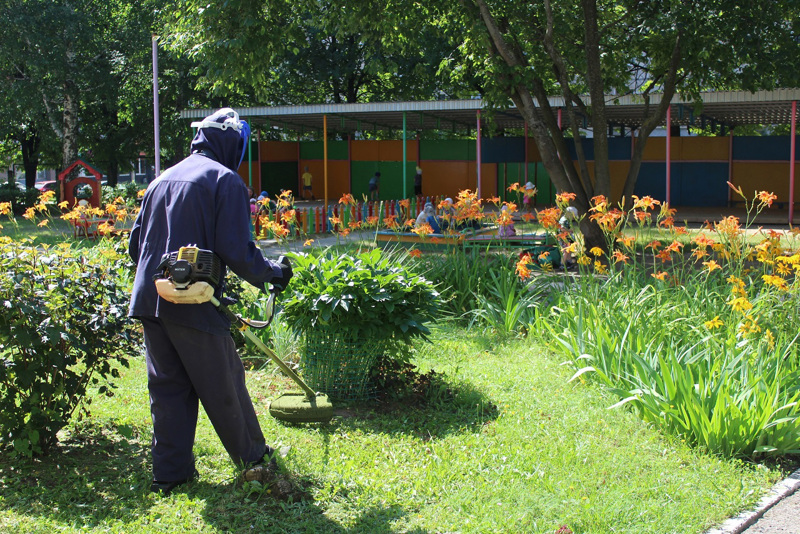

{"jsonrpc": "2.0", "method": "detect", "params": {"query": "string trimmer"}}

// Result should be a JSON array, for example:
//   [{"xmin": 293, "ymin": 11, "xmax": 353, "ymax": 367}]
[{"xmin": 153, "ymin": 245, "xmax": 334, "ymax": 423}]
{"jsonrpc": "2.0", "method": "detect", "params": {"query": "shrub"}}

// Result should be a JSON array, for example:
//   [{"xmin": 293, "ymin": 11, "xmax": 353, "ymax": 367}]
[
  {"xmin": 0, "ymin": 184, "xmax": 39, "ymax": 215},
  {"xmin": 0, "ymin": 238, "xmax": 138, "ymax": 456},
  {"xmin": 279, "ymin": 247, "xmax": 439, "ymax": 364}
]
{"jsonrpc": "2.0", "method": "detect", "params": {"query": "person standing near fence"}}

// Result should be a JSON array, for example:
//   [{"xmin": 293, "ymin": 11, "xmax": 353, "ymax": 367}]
[
  {"xmin": 368, "ymin": 171, "xmax": 380, "ymax": 201},
  {"xmin": 301, "ymin": 166, "xmax": 314, "ymax": 200},
  {"xmin": 414, "ymin": 166, "xmax": 422, "ymax": 197}
]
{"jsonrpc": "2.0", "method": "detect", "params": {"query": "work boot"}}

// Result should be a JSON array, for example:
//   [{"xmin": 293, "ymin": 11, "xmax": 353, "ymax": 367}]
[
  {"xmin": 240, "ymin": 447, "xmax": 298, "ymax": 500},
  {"xmin": 150, "ymin": 469, "xmax": 198, "ymax": 496}
]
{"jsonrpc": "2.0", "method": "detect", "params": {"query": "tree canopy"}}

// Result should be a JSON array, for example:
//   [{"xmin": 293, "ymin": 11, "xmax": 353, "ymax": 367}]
[{"xmin": 1, "ymin": 0, "xmax": 798, "ymax": 209}]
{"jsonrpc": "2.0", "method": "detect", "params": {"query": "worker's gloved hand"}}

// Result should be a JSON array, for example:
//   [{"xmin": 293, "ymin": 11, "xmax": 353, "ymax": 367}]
[{"xmin": 271, "ymin": 255, "xmax": 293, "ymax": 292}]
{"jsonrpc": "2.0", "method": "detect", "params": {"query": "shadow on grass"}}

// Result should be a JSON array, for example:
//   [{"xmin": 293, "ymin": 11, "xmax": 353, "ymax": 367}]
[
  {"xmin": 0, "ymin": 420, "xmax": 154, "ymax": 526},
  {"xmin": 0, "ymin": 419, "xmax": 432, "ymax": 532},
  {"xmin": 279, "ymin": 371, "xmax": 499, "ymax": 447}
]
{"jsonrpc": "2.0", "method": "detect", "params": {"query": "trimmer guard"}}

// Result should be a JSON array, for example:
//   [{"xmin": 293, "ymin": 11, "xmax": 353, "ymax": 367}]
[{"xmin": 269, "ymin": 392, "xmax": 334, "ymax": 423}]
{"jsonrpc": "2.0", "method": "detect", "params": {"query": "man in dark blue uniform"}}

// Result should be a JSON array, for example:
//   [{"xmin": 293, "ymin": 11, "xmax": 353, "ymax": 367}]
[{"xmin": 129, "ymin": 108, "xmax": 292, "ymax": 494}]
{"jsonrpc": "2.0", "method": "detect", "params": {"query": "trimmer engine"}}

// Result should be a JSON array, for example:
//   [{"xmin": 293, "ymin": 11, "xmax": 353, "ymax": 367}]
[
  {"xmin": 157, "ymin": 246, "xmax": 221, "ymax": 289},
  {"xmin": 153, "ymin": 245, "xmax": 221, "ymax": 304}
]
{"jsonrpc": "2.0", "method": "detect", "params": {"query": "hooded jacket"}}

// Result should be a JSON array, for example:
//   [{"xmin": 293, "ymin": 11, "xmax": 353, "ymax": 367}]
[{"xmin": 128, "ymin": 109, "xmax": 281, "ymax": 335}]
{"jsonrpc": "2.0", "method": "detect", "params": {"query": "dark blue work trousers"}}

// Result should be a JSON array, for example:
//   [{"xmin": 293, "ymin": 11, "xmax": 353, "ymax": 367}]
[{"xmin": 140, "ymin": 316, "xmax": 267, "ymax": 482}]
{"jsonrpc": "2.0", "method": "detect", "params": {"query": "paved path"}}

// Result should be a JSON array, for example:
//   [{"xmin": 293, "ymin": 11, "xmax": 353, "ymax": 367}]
[
  {"xmin": 740, "ymin": 489, "xmax": 800, "ymax": 533},
  {"xmin": 706, "ymin": 469, "xmax": 800, "ymax": 534}
]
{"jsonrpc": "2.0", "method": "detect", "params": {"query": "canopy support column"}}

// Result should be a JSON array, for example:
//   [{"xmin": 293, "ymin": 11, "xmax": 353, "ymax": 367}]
[
  {"xmin": 790, "ymin": 101, "xmax": 797, "ymax": 225},
  {"xmin": 476, "ymin": 110, "xmax": 482, "ymax": 198},
  {"xmin": 524, "ymin": 122, "xmax": 529, "ymax": 188},
  {"xmin": 666, "ymin": 105, "xmax": 672, "ymax": 206}
]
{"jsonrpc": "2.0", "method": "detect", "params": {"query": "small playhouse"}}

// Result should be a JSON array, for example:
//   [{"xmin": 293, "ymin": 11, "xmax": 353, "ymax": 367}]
[{"xmin": 58, "ymin": 159, "xmax": 102, "ymax": 208}]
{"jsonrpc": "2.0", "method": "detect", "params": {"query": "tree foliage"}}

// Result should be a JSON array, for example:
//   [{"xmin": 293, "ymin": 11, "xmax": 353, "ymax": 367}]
[
  {"xmin": 423, "ymin": 0, "xmax": 800, "ymax": 247},
  {"xmin": 0, "ymin": 0, "xmax": 207, "ymax": 183},
  {"xmin": 165, "ymin": 0, "xmax": 454, "ymax": 104}
]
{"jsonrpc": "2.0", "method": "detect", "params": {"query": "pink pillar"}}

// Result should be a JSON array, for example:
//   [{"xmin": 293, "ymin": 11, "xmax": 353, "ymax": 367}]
[
  {"xmin": 476, "ymin": 110, "xmax": 482, "ymax": 198},
  {"xmin": 524, "ymin": 122, "xmax": 529, "ymax": 186},
  {"xmin": 557, "ymin": 108, "xmax": 562, "ymax": 129},
  {"xmin": 666, "ymin": 105, "xmax": 672, "ymax": 206},
  {"xmin": 348, "ymin": 134, "xmax": 353, "ymax": 197},
  {"xmin": 790, "ymin": 101, "xmax": 797, "ymax": 224}
]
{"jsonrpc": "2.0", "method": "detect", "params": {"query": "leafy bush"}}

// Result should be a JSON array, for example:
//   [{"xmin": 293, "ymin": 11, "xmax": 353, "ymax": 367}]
[
  {"xmin": 101, "ymin": 182, "xmax": 142, "ymax": 206},
  {"xmin": 0, "ymin": 184, "xmax": 39, "ymax": 215},
  {"xmin": 280, "ymin": 247, "xmax": 439, "ymax": 361},
  {"xmin": 0, "ymin": 238, "xmax": 138, "ymax": 456}
]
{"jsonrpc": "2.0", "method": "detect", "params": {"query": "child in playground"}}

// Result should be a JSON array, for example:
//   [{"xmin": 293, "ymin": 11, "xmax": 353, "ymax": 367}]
[
  {"xmin": 523, "ymin": 182, "xmax": 537, "ymax": 211},
  {"xmin": 415, "ymin": 202, "xmax": 442, "ymax": 233},
  {"xmin": 368, "ymin": 172, "xmax": 380, "ymax": 201},
  {"xmin": 497, "ymin": 205, "xmax": 516, "ymax": 237}
]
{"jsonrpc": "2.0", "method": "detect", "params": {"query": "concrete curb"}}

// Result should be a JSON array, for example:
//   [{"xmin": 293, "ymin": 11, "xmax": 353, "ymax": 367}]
[{"xmin": 705, "ymin": 468, "xmax": 800, "ymax": 534}]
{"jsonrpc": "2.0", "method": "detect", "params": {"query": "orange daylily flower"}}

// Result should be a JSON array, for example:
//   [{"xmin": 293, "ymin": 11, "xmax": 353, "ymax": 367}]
[
  {"xmin": 757, "ymin": 191, "xmax": 777, "ymax": 207},
  {"xmin": 411, "ymin": 223, "xmax": 434, "ymax": 237},
  {"xmin": 536, "ymin": 207, "xmax": 561, "ymax": 230},
  {"xmin": 632, "ymin": 195, "xmax": 660, "ymax": 211},
  {"xmin": 612, "ymin": 250, "xmax": 629, "ymax": 264},
  {"xmin": 616, "ymin": 235, "xmax": 635, "ymax": 249},
  {"xmin": 589, "ymin": 195, "xmax": 608, "ymax": 213},
  {"xmin": 555, "ymin": 192, "xmax": 577, "ymax": 205}
]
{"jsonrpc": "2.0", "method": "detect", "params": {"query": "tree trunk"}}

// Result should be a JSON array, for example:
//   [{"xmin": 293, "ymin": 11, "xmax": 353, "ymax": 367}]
[
  {"xmin": 579, "ymin": 216, "xmax": 607, "ymax": 257},
  {"xmin": 62, "ymin": 78, "xmax": 79, "ymax": 179},
  {"xmin": 106, "ymin": 159, "xmax": 118, "ymax": 186},
  {"xmin": 19, "ymin": 128, "xmax": 40, "ymax": 188}
]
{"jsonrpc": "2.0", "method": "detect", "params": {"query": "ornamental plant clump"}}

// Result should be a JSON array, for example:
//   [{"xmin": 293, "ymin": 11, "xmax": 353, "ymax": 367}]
[
  {"xmin": 522, "ymin": 185, "xmax": 800, "ymax": 458},
  {"xmin": 0, "ymin": 238, "xmax": 138, "ymax": 456},
  {"xmin": 279, "ymin": 248, "xmax": 439, "ymax": 361}
]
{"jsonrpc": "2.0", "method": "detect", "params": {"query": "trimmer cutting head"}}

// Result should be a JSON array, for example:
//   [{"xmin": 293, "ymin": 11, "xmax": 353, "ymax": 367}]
[{"xmin": 269, "ymin": 392, "xmax": 334, "ymax": 423}]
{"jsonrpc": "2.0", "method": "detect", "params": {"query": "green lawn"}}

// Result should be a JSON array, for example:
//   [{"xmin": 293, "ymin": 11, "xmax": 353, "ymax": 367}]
[{"xmin": 0, "ymin": 324, "xmax": 783, "ymax": 534}]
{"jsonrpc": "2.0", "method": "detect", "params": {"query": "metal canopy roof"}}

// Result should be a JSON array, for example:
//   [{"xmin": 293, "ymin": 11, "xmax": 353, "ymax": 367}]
[{"xmin": 180, "ymin": 88, "xmax": 800, "ymax": 135}]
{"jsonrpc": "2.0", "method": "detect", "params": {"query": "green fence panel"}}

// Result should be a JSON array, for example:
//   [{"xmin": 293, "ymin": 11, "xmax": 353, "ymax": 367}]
[
  {"xmin": 530, "ymin": 163, "xmax": 555, "ymax": 204},
  {"xmin": 299, "ymin": 140, "xmax": 349, "ymax": 160},
  {"xmin": 350, "ymin": 161, "xmax": 415, "ymax": 200},
  {"xmin": 260, "ymin": 162, "xmax": 298, "ymax": 196}
]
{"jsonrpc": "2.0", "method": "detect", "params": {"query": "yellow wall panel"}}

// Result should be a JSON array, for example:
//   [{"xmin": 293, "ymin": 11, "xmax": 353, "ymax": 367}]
[
  {"xmin": 298, "ymin": 159, "xmax": 352, "ymax": 201},
  {"xmin": 731, "ymin": 162, "xmax": 800, "ymax": 203},
  {"xmin": 378, "ymin": 140, "xmax": 418, "ymax": 162},
  {"xmin": 641, "ymin": 137, "xmax": 666, "ymax": 161},
  {"xmin": 679, "ymin": 136, "xmax": 729, "ymax": 161}
]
